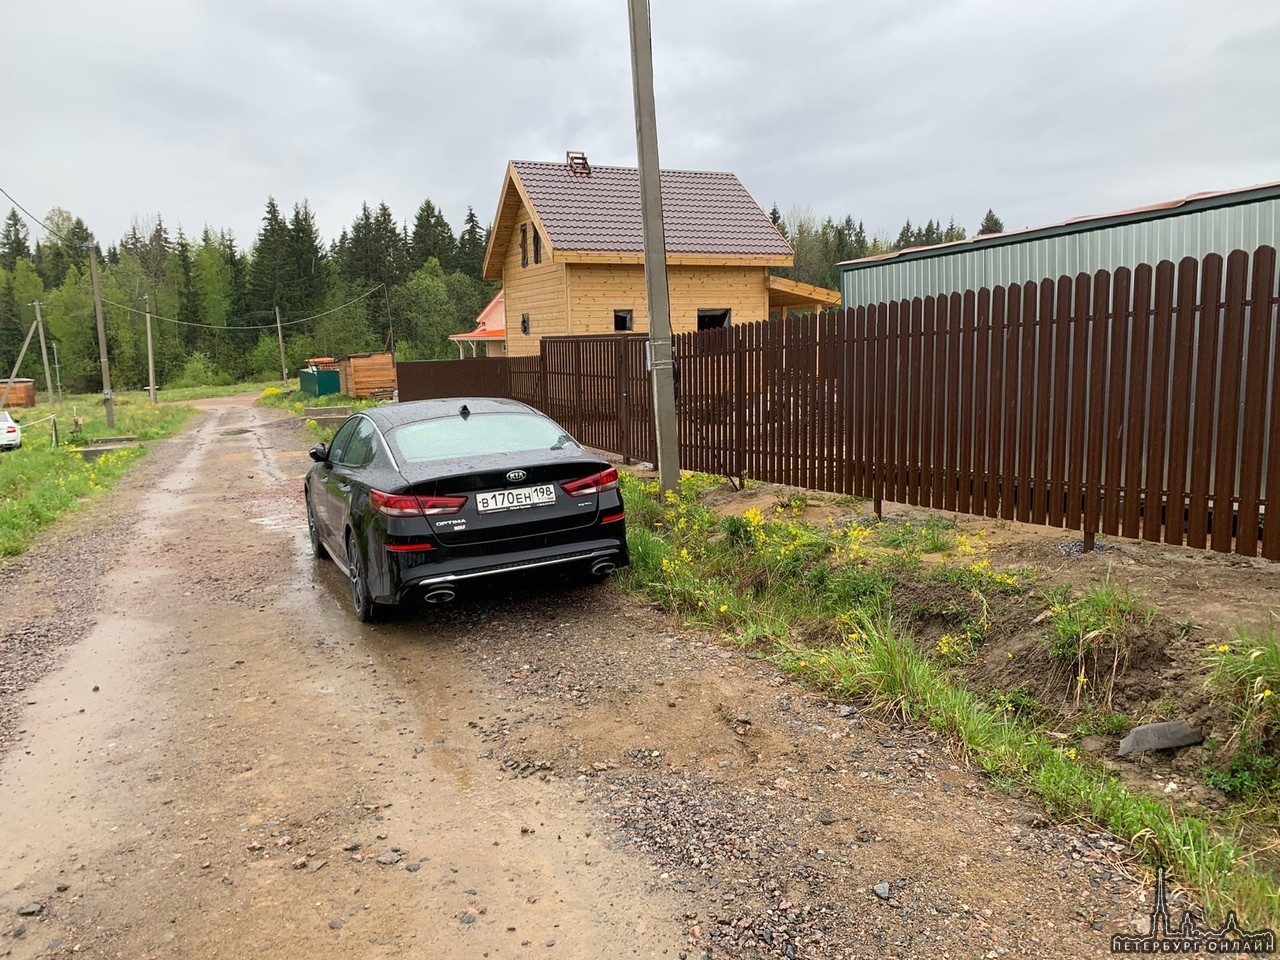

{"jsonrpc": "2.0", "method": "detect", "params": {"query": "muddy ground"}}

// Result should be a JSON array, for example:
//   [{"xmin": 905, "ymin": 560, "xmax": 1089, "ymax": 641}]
[{"xmin": 0, "ymin": 395, "xmax": 1195, "ymax": 958}]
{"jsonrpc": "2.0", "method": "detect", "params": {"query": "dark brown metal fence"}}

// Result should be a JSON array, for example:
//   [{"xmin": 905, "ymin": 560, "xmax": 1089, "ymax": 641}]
[
  {"xmin": 397, "ymin": 357, "xmax": 514, "ymax": 401},
  {"xmin": 399, "ymin": 246, "xmax": 1280, "ymax": 560}
]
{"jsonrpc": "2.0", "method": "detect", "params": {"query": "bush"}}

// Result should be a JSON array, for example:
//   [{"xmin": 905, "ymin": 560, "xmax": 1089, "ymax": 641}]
[{"xmin": 168, "ymin": 352, "xmax": 232, "ymax": 389}]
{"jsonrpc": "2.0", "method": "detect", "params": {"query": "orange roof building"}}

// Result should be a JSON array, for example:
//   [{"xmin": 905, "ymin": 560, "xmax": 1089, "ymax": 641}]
[{"xmin": 449, "ymin": 290, "xmax": 507, "ymax": 357}]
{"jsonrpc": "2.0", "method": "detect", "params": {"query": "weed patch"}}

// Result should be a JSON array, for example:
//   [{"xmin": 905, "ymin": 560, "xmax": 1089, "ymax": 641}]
[
  {"xmin": 616, "ymin": 471, "xmax": 1279, "ymax": 928},
  {"xmin": 1043, "ymin": 577, "xmax": 1154, "ymax": 709}
]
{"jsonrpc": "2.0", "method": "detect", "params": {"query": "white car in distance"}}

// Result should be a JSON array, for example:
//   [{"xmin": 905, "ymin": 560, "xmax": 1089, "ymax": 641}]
[{"xmin": 0, "ymin": 411, "xmax": 22, "ymax": 451}]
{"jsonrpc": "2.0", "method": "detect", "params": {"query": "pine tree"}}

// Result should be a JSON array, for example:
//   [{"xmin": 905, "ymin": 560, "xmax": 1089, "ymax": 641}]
[
  {"xmin": 0, "ymin": 270, "xmax": 25, "ymax": 377},
  {"xmin": 247, "ymin": 197, "xmax": 293, "ymax": 315},
  {"xmin": 371, "ymin": 202, "xmax": 409, "ymax": 286},
  {"xmin": 455, "ymin": 207, "xmax": 486, "ymax": 280},
  {"xmin": 769, "ymin": 203, "xmax": 787, "ymax": 239},
  {"xmin": 340, "ymin": 203, "xmax": 376, "ymax": 283},
  {"xmin": 852, "ymin": 220, "xmax": 869, "ymax": 259},
  {"xmin": 140, "ymin": 215, "xmax": 172, "ymax": 286},
  {"xmin": 409, "ymin": 200, "xmax": 457, "ymax": 272},
  {"xmin": 288, "ymin": 200, "xmax": 329, "ymax": 316},
  {"xmin": 174, "ymin": 229, "xmax": 199, "ymax": 323},
  {"xmin": 33, "ymin": 211, "xmax": 92, "ymax": 288},
  {"xmin": 977, "ymin": 209, "xmax": 1005, "ymax": 236},
  {"xmin": 894, "ymin": 220, "xmax": 914, "ymax": 251},
  {"xmin": 942, "ymin": 218, "xmax": 966, "ymax": 243},
  {"xmin": 0, "ymin": 210, "xmax": 31, "ymax": 270}
]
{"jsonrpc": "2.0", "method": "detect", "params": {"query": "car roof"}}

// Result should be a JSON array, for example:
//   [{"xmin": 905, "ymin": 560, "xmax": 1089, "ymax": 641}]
[
  {"xmin": 0, "ymin": 411, "xmax": 12, "ymax": 421},
  {"xmin": 363, "ymin": 397, "xmax": 540, "ymax": 430}
]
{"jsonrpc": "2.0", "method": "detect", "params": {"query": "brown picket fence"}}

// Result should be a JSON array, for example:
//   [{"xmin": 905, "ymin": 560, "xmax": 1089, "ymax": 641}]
[{"xmin": 404, "ymin": 245, "xmax": 1280, "ymax": 560}]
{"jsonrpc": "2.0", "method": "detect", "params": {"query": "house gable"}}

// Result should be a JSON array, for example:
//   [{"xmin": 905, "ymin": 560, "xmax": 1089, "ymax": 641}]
[{"xmin": 482, "ymin": 158, "xmax": 795, "ymax": 280}]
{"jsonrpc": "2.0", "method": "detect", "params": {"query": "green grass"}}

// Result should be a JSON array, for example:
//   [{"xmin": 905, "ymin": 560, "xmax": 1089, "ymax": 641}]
[
  {"xmin": 0, "ymin": 442, "xmax": 150, "ymax": 555},
  {"xmin": 0, "ymin": 388, "xmax": 221, "ymax": 556},
  {"xmin": 615, "ymin": 470, "xmax": 1279, "ymax": 928},
  {"xmin": 876, "ymin": 515, "xmax": 956, "ymax": 553},
  {"xmin": 1044, "ymin": 576, "xmax": 1154, "ymax": 708},
  {"xmin": 1204, "ymin": 627, "xmax": 1280, "ymax": 802},
  {"xmin": 1075, "ymin": 706, "xmax": 1131, "ymax": 738},
  {"xmin": 153, "ymin": 379, "xmax": 291, "ymax": 403},
  {"xmin": 1208, "ymin": 627, "xmax": 1280, "ymax": 747}
]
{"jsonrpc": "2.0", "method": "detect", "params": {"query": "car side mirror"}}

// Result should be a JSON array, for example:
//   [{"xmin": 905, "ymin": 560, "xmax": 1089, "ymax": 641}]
[{"xmin": 308, "ymin": 443, "xmax": 329, "ymax": 463}]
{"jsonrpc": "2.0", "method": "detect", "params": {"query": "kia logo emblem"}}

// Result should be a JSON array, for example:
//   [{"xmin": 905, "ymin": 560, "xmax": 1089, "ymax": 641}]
[{"xmin": 506, "ymin": 469, "xmax": 527, "ymax": 482}]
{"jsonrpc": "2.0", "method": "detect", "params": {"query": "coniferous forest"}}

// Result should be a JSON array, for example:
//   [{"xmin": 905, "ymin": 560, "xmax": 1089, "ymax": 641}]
[
  {"xmin": 0, "ymin": 197, "xmax": 995, "ymax": 393},
  {"xmin": 0, "ymin": 197, "xmax": 498, "ymax": 393}
]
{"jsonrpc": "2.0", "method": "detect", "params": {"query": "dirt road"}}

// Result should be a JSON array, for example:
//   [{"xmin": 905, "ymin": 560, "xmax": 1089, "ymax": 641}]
[{"xmin": 1, "ymin": 396, "xmax": 1153, "ymax": 959}]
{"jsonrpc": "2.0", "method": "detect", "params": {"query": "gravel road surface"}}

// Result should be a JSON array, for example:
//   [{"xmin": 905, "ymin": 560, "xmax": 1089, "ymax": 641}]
[{"xmin": 0, "ymin": 395, "xmax": 1154, "ymax": 959}]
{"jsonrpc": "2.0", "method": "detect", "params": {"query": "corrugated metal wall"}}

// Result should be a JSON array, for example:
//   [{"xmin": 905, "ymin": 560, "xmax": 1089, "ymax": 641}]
[{"xmin": 841, "ymin": 199, "xmax": 1280, "ymax": 307}]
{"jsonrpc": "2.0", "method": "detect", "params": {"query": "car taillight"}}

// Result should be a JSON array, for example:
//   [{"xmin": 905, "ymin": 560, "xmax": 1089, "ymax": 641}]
[
  {"xmin": 560, "ymin": 467, "xmax": 619, "ymax": 496},
  {"xmin": 418, "ymin": 495, "xmax": 467, "ymax": 516},
  {"xmin": 370, "ymin": 489, "xmax": 422, "ymax": 517},
  {"xmin": 370, "ymin": 489, "xmax": 467, "ymax": 518}
]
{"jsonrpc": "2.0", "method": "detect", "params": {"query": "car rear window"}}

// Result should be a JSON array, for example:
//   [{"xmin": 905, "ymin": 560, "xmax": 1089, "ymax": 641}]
[{"xmin": 389, "ymin": 413, "xmax": 577, "ymax": 463}]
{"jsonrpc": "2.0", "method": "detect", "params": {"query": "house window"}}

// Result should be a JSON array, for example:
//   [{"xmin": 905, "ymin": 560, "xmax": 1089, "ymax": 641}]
[
  {"xmin": 520, "ymin": 224, "xmax": 528, "ymax": 267},
  {"xmin": 533, "ymin": 229, "xmax": 542, "ymax": 264},
  {"xmin": 520, "ymin": 313, "xmax": 530, "ymax": 335},
  {"xmin": 614, "ymin": 309, "xmax": 633, "ymax": 332},
  {"xmin": 697, "ymin": 308, "xmax": 731, "ymax": 330}
]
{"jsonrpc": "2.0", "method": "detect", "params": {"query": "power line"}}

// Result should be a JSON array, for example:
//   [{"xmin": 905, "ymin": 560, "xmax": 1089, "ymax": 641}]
[
  {"xmin": 99, "ymin": 283, "xmax": 385, "ymax": 330},
  {"xmin": 0, "ymin": 185, "xmax": 74, "ymax": 245}
]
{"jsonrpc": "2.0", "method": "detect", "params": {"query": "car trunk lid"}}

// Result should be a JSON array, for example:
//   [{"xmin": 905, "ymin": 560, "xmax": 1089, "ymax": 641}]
[{"xmin": 398, "ymin": 455, "xmax": 610, "ymax": 546}]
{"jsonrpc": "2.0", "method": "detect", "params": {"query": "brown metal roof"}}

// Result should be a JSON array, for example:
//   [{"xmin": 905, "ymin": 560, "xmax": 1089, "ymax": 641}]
[{"xmin": 511, "ymin": 160, "xmax": 793, "ymax": 256}]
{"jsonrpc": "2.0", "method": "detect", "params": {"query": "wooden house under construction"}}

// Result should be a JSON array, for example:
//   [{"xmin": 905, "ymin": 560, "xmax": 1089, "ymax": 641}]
[{"xmin": 480, "ymin": 152, "xmax": 840, "ymax": 357}]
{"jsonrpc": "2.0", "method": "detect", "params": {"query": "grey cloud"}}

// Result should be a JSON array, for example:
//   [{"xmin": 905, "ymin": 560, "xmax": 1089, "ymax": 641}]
[{"xmin": 2, "ymin": 0, "xmax": 1277, "ymax": 251}]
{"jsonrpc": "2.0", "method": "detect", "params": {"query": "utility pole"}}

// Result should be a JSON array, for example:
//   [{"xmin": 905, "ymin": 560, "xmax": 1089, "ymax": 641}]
[
  {"xmin": 86, "ymin": 241, "xmax": 115, "ymax": 428},
  {"xmin": 627, "ymin": 0, "xmax": 680, "ymax": 494},
  {"xmin": 274, "ymin": 305, "xmax": 288, "ymax": 385},
  {"xmin": 31, "ymin": 301, "xmax": 55, "ymax": 405},
  {"xmin": 0, "ymin": 318, "xmax": 38, "ymax": 409},
  {"xmin": 142, "ymin": 294, "xmax": 157, "ymax": 404},
  {"xmin": 51, "ymin": 341, "xmax": 63, "ymax": 402}
]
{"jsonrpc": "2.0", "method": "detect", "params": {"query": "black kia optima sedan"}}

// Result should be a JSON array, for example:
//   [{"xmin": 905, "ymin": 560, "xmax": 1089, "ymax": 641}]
[{"xmin": 304, "ymin": 397, "xmax": 628, "ymax": 620}]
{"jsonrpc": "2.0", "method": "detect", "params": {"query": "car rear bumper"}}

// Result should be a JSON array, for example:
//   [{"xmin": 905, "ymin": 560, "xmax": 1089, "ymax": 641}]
[{"xmin": 384, "ymin": 535, "xmax": 629, "ymax": 601}]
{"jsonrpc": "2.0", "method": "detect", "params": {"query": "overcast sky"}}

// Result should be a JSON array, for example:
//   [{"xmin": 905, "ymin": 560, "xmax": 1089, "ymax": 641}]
[{"xmin": 4, "ymin": 0, "xmax": 1278, "ymax": 251}]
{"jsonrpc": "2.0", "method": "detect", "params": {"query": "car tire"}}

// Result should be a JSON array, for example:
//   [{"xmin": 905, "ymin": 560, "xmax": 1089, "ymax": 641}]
[
  {"xmin": 347, "ymin": 532, "xmax": 376, "ymax": 623},
  {"xmin": 306, "ymin": 494, "xmax": 327, "ymax": 559}
]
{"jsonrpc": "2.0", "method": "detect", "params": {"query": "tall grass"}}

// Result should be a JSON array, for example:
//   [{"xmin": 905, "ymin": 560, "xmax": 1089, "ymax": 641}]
[
  {"xmin": 0, "ymin": 445, "xmax": 147, "ymax": 555},
  {"xmin": 0, "ymin": 392, "xmax": 198, "ymax": 556},
  {"xmin": 617, "ymin": 470, "xmax": 1280, "ymax": 928}
]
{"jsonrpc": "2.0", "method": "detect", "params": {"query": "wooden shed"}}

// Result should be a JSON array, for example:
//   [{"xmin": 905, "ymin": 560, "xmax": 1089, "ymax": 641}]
[
  {"xmin": 336, "ymin": 352, "xmax": 396, "ymax": 399},
  {"xmin": 0, "ymin": 378, "xmax": 36, "ymax": 408}
]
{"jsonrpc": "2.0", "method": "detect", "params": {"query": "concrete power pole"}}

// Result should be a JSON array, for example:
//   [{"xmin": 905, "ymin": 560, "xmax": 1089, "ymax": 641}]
[
  {"xmin": 627, "ymin": 0, "xmax": 680, "ymax": 494},
  {"xmin": 275, "ymin": 305, "xmax": 288, "ymax": 385},
  {"xmin": 31, "ymin": 300, "xmax": 55, "ymax": 405},
  {"xmin": 86, "ymin": 241, "xmax": 116, "ymax": 429},
  {"xmin": 142, "ymin": 294, "xmax": 157, "ymax": 404}
]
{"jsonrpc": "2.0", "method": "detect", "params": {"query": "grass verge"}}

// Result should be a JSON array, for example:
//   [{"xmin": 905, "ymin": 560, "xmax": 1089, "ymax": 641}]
[
  {"xmin": 0, "ymin": 381, "xmax": 278, "ymax": 555},
  {"xmin": 616, "ymin": 471, "xmax": 1279, "ymax": 928}
]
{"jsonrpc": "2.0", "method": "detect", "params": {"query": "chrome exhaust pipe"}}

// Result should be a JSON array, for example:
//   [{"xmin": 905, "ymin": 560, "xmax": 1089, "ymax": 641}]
[
  {"xmin": 423, "ymin": 587, "xmax": 456, "ymax": 605},
  {"xmin": 591, "ymin": 560, "xmax": 617, "ymax": 577}
]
